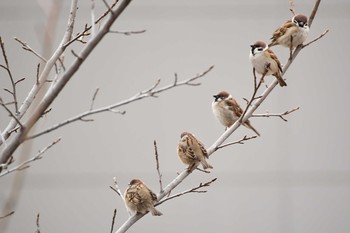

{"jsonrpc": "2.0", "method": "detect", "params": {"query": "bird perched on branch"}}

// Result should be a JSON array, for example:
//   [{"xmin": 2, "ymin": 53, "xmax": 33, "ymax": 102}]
[
  {"xmin": 269, "ymin": 14, "xmax": 309, "ymax": 49},
  {"xmin": 177, "ymin": 132, "xmax": 213, "ymax": 171},
  {"xmin": 124, "ymin": 178, "xmax": 162, "ymax": 216},
  {"xmin": 249, "ymin": 40, "xmax": 287, "ymax": 87},
  {"xmin": 212, "ymin": 90, "xmax": 260, "ymax": 136}
]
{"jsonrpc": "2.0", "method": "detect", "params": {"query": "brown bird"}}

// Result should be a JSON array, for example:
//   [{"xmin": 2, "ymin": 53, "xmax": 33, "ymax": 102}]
[
  {"xmin": 249, "ymin": 40, "xmax": 287, "ymax": 87},
  {"xmin": 212, "ymin": 90, "xmax": 260, "ymax": 136},
  {"xmin": 269, "ymin": 14, "xmax": 309, "ymax": 49},
  {"xmin": 177, "ymin": 132, "xmax": 213, "ymax": 171},
  {"xmin": 124, "ymin": 178, "xmax": 162, "ymax": 216}
]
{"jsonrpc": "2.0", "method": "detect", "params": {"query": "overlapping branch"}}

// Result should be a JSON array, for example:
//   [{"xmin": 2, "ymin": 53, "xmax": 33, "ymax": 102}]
[{"xmin": 0, "ymin": 0, "xmax": 132, "ymax": 169}]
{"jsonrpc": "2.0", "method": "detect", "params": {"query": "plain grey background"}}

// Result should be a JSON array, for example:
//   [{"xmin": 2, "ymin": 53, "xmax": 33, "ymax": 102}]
[{"xmin": 1, "ymin": 0, "xmax": 349, "ymax": 232}]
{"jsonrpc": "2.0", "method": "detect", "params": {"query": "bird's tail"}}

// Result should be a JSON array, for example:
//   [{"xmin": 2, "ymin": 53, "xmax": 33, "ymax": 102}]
[
  {"xmin": 201, "ymin": 159, "xmax": 213, "ymax": 170},
  {"xmin": 274, "ymin": 73, "xmax": 287, "ymax": 87},
  {"xmin": 150, "ymin": 206, "xmax": 163, "ymax": 216}
]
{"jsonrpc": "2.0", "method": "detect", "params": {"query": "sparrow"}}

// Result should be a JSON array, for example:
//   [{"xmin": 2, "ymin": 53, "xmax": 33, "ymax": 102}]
[
  {"xmin": 269, "ymin": 14, "xmax": 309, "ymax": 49},
  {"xmin": 212, "ymin": 90, "xmax": 260, "ymax": 136},
  {"xmin": 177, "ymin": 132, "xmax": 213, "ymax": 171},
  {"xmin": 124, "ymin": 178, "xmax": 162, "ymax": 216},
  {"xmin": 249, "ymin": 40, "xmax": 287, "ymax": 87}
]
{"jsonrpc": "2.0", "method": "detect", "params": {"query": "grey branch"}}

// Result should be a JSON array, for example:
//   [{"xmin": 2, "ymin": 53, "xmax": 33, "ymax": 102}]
[
  {"xmin": 252, "ymin": 107, "xmax": 300, "ymax": 122},
  {"xmin": 157, "ymin": 178, "xmax": 217, "ymax": 206},
  {"xmin": 25, "ymin": 66, "xmax": 213, "ymax": 141},
  {"xmin": 14, "ymin": 37, "xmax": 47, "ymax": 63},
  {"xmin": 0, "ymin": 138, "xmax": 61, "ymax": 178},
  {"xmin": 0, "ymin": 0, "xmax": 78, "ymax": 149},
  {"xmin": 153, "ymin": 140, "xmax": 163, "ymax": 192},
  {"xmin": 0, "ymin": 37, "xmax": 19, "ymax": 114},
  {"xmin": 109, "ymin": 29, "xmax": 146, "ymax": 35},
  {"xmin": 216, "ymin": 135, "xmax": 258, "ymax": 151},
  {"xmin": 0, "ymin": 0, "xmax": 132, "ymax": 166}
]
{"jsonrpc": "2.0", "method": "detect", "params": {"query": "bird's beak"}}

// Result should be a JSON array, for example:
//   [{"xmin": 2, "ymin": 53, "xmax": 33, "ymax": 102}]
[
  {"xmin": 213, "ymin": 95, "xmax": 219, "ymax": 102},
  {"xmin": 250, "ymin": 44, "xmax": 255, "ymax": 48}
]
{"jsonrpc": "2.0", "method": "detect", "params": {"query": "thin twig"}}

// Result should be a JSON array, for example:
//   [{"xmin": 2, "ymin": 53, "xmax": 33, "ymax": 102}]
[
  {"xmin": 216, "ymin": 135, "xmax": 257, "ymax": 150},
  {"xmin": 0, "ymin": 98, "xmax": 23, "ymax": 129},
  {"xmin": 26, "ymin": 66, "xmax": 213, "ymax": 141},
  {"xmin": 289, "ymin": 0, "xmax": 296, "ymax": 16},
  {"xmin": 110, "ymin": 209, "xmax": 117, "ymax": 233},
  {"xmin": 252, "ymin": 107, "xmax": 300, "ymax": 122},
  {"xmin": 13, "ymin": 37, "xmax": 47, "ymax": 63},
  {"xmin": 36, "ymin": 63, "xmax": 40, "ymax": 84},
  {"xmin": 109, "ymin": 29, "xmax": 146, "ymax": 35},
  {"xmin": 0, "ymin": 211, "xmax": 15, "ymax": 220},
  {"xmin": 64, "ymin": 0, "xmax": 120, "ymax": 48},
  {"xmin": 91, "ymin": 0, "xmax": 96, "ymax": 37},
  {"xmin": 90, "ymin": 88, "xmax": 100, "ymax": 111},
  {"xmin": 0, "ymin": 37, "xmax": 19, "ymax": 113},
  {"xmin": 111, "ymin": 177, "xmax": 131, "ymax": 216},
  {"xmin": 35, "ymin": 213, "xmax": 40, "ymax": 233},
  {"xmin": 302, "ymin": 29, "xmax": 329, "ymax": 48},
  {"xmin": 153, "ymin": 140, "xmax": 163, "ymax": 192},
  {"xmin": 0, "ymin": 138, "xmax": 61, "ymax": 178},
  {"xmin": 111, "ymin": 177, "xmax": 123, "ymax": 198},
  {"xmin": 157, "ymin": 178, "xmax": 217, "ymax": 206}
]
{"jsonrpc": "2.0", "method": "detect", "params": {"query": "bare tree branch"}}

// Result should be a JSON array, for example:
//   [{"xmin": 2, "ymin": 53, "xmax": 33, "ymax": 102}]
[
  {"xmin": 109, "ymin": 29, "xmax": 146, "ymax": 35},
  {"xmin": 35, "ymin": 213, "xmax": 41, "ymax": 233},
  {"xmin": 13, "ymin": 37, "xmax": 47, "ymax": 63},
  {"xmin": 216, "ymin": 135, "xmax": 258, "ymax": 151},
  {"xmin": 0, "ymin": 138, "xmax": 61, "ymax": 178},
  {"xmin": 25, "ymin": 66, "xmax": 213, "ymax": 141},
  {"xmin": 252, "ymin": 107, "xmax": 300, "ymax": 122},
  {"xmin": 157, "ymin": 178, "xmax": 217, "ymax": 206},
  {"xmin": 302, "ymin": 29, "xmax": 329, "ymax": 48},
  {"xmin": 0, "ymin": 211, "xmax": 15, "ymax": 220},
  {"xmin": 0, "ymin": 98, "xmax": 23, "ymax": 129},
  {"xmin": 153, "ymin": 140, "xmax": 163, "ymax": 192},
  {"xmin": 90, "ymin": 88, "xmax": 100, "ymax": 111},
  {"xmin": 110, "ymin": 177, "xmax": 131, "ymax": 216},
  {"xmin": 0, "ymin": 0, "xmax": 132, "ymax": 167},
  {"xmin": 110, "ymin": 209, "xmax": 117, "ymax": 233},
  {"xmin": 0, "ymin": 0, "xmax": 78, "ymax": 149},
  {"xmin": 0, "ymin": 37, "xmax": 19, "ymax": 114}
]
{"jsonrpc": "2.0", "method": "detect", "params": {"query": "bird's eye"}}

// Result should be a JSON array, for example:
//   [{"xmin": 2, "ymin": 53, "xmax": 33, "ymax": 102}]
[{"xmin": 257, "ymin": 47, "xmax": 263, "ymax": 51}]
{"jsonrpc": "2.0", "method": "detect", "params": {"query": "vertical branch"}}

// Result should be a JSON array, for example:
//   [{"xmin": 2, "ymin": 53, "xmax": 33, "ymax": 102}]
[
  {"xmin": 0, "ymin": 37, "xmax": 19, "ymax": 114},
  {"xmin": 153, "ymin": 140, "xmax": 163, "ymax": 192}
]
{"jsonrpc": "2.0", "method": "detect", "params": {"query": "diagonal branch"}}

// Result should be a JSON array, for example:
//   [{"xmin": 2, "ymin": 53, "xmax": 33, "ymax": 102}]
[
  {"xmin": 25, "ymin": 66, "xmax": 213, "ymax": 141},
  {"xmin": 157, "ymin": 178, "xmax": 217, "ymax": 206},
  {"xmin": 0, "ymin": 138, "xmax": 61, "ymax": 178},
  {"xmin": 0, "ymin": 0, "xmax": 132, "ymax": 167},
  {"xmin": 114, "ymin": 1, "xmax": 325, "ymax": 232},
  {"xmin": 216, "ymin": 135, "xmax": 257, "ymax": 151},
  {"xmin": 0, "ymin": 0, "xmax": 78, "ymax": 149}
]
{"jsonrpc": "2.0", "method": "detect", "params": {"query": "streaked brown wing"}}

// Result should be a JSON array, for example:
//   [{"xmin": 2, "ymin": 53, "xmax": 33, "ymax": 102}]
[
  {"xmin": 268, "ymin": 49, "xmax": 283, "ymax": 73},
  {"xmin": 193, "ymin": 136, "xmax": 208, "ymax": 159},
  {"xmin": 271, "ymin": 20, "xmax": 294, "ymax": 39},
  {"xmin": 226, "ymin": 98, "xmax": 244, "ymax": 117}
]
